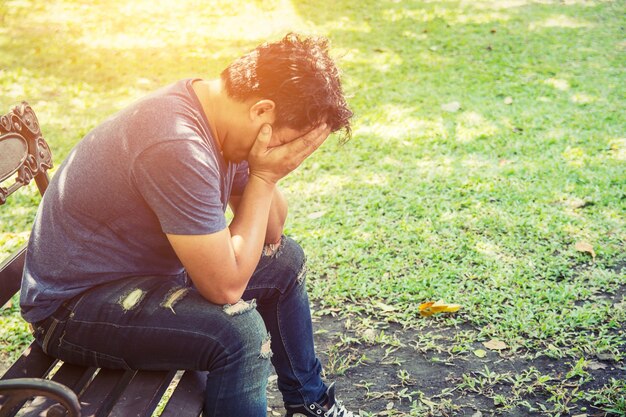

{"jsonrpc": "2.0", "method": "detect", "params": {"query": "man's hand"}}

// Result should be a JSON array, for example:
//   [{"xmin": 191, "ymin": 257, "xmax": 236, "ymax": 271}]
[{"xmin": 248, "ymin": 123, "xmax": 331, "ymax": 185}]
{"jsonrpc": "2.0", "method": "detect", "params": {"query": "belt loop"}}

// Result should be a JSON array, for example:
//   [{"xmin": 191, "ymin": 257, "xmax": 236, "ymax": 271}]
[{"xmin": 41, "ymin": 317, "xmax": 60, "ymax": 354}]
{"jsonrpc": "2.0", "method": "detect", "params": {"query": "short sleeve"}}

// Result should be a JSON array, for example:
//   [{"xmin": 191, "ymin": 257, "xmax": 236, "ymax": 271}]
[
  {"xmin": 231, "ymin": 161, "xmax": 249, "ymax": 196},
  {"xmin": 131, "ymin": 140, "xmax": 227, "ymax": 235}
]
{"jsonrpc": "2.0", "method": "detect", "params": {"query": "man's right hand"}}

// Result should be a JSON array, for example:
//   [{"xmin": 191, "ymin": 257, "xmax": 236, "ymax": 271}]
[{"xmin": 247, "ymin": 123, "xmax": 331, "ymax": 185}]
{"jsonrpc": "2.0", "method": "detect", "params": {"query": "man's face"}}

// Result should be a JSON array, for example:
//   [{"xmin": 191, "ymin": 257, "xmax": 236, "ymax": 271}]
[{"xmin": 223, "ymin": 123, "xmax": 310, "ymax": 163}]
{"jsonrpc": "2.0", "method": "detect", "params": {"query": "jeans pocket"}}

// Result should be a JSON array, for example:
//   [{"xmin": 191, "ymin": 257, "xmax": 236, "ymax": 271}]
[{"xmin": 58, "ymin": 338, "xmax": 133, "ymax": 370}]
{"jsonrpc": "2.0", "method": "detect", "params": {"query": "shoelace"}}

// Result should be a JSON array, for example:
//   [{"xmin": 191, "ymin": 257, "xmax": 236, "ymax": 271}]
[{"xmin": 325, "ymin": 400, "xmax": 358, "ymax": 417}]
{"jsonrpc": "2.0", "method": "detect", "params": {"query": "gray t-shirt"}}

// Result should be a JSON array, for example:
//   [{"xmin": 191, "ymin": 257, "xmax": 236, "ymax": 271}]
[{"xmin": 20, "ymin": 79, "xmax": 249, "ymax": 323}]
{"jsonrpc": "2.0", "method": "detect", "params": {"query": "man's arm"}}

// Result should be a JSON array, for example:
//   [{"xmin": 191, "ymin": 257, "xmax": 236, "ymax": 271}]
[
  {"xmin": 229, "ymin": 187, "xmax": 287, "ymax": 245},
  {"xmin": 167, "ymin": 174, "xmax": 275, "ymax": 305},
  {"xmin": 167, "ymin": 123, "xmax": 329, "ymax": 305}
]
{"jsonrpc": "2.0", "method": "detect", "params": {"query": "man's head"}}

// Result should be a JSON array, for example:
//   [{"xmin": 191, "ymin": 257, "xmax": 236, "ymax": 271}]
[{"xmin": 221, "ymin": 33, "xmax": 353, "ymax": 144}]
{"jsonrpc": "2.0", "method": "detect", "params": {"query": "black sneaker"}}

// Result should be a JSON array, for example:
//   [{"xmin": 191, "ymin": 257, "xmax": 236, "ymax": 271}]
[{"xmin": 284, "ymin": 383, "xmax": 360, "ymax": 417}]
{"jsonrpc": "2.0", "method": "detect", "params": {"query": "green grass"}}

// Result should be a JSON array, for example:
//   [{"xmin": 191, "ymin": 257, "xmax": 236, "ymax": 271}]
[{"xmin": 1, "ymin": 0, "xmax": 624, "ymax": 415}]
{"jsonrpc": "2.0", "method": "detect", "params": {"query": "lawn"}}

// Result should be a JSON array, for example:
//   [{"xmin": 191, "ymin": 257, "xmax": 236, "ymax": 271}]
[{"xmin": 1, "ymin": 0, "xmax": 624, "ymax": 416}]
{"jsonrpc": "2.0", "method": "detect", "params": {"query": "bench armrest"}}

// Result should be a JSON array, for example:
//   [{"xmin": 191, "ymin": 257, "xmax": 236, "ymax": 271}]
[{"xmin": 0, "ymin": 378, "xmax": 81, "ymax": 417}]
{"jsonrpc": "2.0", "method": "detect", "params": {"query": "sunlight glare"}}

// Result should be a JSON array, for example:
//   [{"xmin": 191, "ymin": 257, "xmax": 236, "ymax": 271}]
[
  {"xmin": 30, "ymin": 0, "xmax": 308, "ymax": 50},
  {"xmin": 529, "ymin": 14, "xmax": 593, "ymax": 30},
  {"xmin": 455, "ymin": 111, "xmax": 498, "ymax": 143}
]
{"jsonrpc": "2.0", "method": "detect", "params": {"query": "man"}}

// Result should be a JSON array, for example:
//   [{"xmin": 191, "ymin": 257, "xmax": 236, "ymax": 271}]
[{"xmin": 20, "ymin": 33, "xmax": 358, "ymax": 416}]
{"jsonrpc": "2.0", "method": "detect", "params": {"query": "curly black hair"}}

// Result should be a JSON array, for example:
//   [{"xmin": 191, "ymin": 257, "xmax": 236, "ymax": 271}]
[{"xmin": 221, "ymin": 33, "xmax": 353, "ymax": 142}]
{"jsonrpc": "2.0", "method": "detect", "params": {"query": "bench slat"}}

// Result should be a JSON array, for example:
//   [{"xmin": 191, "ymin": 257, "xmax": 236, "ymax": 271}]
[
  {"xmin": 159, "ymin": 371, "xmax": 205, "ymax": 417},
  {"xmin": 108, "ymin": 370, "xmax": 176, "ymax": 417},
  {"xmin": 78, "ymin": 368, "xmax": 136, "ymax": 417},
  {"xmin": 50, "ymin": 363, "xmax": 98, "ymax": 395},
  {"xmin": 1, "ymin": 343, "xmax": 56, "ymax": 381},
  {"xmin": 19, "ymin": 363, "xmax": 97, "ymax": 416}
]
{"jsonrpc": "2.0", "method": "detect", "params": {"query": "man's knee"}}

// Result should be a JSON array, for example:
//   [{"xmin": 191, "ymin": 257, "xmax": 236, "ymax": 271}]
[
  {"xmin": 266, "ymin": 236, "xmax": 307, "ymax": 287},
  {"xmin": 222, "ymin": 300, "xmax": 271, "ymax": 360}
]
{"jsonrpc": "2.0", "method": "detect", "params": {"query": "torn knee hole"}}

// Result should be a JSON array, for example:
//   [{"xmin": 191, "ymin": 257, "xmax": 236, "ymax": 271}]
[
  {"xmin": 260, "ymin": 333, "xmax": 273, "ymax": 359},
  {"xmin": 263, "ymin": 236, "xmax": 284, "ymax": 258},
  {"xmin": 119, "ymin": 288, "xmax": 145, "ymax": 311},
  {"xmin": 160, "ymin": 287, "xmax": 190, "ymax": 314},
  {"xmin": 296, "ymin": 262, "xmax": 307, "ymax": 286},
  {"xmin": 223, "ymin": 299, "xmax": 256, "ymax": 316}
]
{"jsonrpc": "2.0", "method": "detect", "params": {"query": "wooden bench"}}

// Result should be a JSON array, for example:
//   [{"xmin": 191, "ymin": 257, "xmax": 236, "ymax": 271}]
[{"xmin": 0, "ymin": 102, "xmax": 206, "ymax": 417}]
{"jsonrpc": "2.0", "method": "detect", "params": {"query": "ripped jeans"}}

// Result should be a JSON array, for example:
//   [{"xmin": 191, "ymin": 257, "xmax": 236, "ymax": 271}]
[{"xmin": 32, "ymin": 236, "xmax": 327, "ymax": 417}]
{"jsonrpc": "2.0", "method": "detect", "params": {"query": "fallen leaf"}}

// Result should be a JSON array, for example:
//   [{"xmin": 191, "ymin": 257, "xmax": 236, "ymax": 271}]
[
  {"xmin": 374, "ymin": 301, "xmax": 397, "ymax": 312},
  {"xmin": 420, "ymin": 398, "xmax": 438, "ymax": 408},
  {"xmin": 588, "ymin": 361, "xmax": 607, "ymax": 370},
  {"xmin": 307, "ymin": 211, "xmax": 326, "ymax": 220},
  {"xmin": 419, "ymin": 299, "xmax": 462, "ymax": 317},
  {"xmin": 441, "ymin": 101, "xmax": 461, "ymax": 112},
  {"xmin": 575, "ymin": 241, "xmax": 596, "ymax": 259},
  {"xmin": 473, "ymin": 349, "xmax": 487, "ymax": 358},
  {"xmin": 597, "ymin": 353, "xmax": 617, "ymax": 361},
  {"xmin": 386, "ymin": 401, "xmax": 394, "ymax": 410},
  {"xmin": 504, "ymin": 96, "xmax": 513, "ymax": 105},
  {"xmin": 362, "ymin": 328, "xmax": 377, "ymax": 343},
  {"xmin": 568, "ymin": 198, "xmax": 590, "ymax": 209},
  {"xmin": 483, "ymin": 339, "xmax": 508, "ymax": 350}
]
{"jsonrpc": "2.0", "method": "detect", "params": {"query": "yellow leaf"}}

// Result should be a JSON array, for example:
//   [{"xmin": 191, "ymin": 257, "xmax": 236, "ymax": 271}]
[
  {"xmin": 575, "ymin": 241, "xmax": 596, "ymax": 259},
  {"xmin": 418, "ymin": 301, "xmax": 435, "ymax": 310},
  {"xmin": 419, "ymin": 299, "xmax": 462, "ymax": 317},
  {"xmin": 483, "ymin": 339, "xmax": 508, "ymax": 350}
]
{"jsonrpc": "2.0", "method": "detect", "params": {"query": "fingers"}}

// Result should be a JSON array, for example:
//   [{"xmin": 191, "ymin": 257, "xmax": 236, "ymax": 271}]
[
  {"xmin": 248, "ymin": 122, "xmax": 330, "ymax": 184},
  {"xmin": 288, "ymin": 123, "xmax": 331, "ymax": 158},
  {"xmin": 251, "ymin": 124, "xmax": 272, "ymax": 152}
]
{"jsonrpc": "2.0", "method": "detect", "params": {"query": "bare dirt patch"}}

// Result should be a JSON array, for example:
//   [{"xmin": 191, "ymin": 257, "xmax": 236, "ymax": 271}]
[{"xmin": 267, "ymin": 308, "xmax": 625, "ymax": 417}]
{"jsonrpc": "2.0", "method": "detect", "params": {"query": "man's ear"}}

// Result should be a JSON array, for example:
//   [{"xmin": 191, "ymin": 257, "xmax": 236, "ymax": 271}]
[{"xmin": 249, "ymin": 99, "xmax": 276, "ymax": 122}]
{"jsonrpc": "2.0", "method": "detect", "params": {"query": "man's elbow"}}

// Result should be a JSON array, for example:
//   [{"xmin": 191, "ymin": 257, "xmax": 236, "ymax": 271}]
[
  {"xmin": 199, "ymin": 285, "xmax": 246, "ymax": 306},
  {"xmin": 220, "ymin": 290, "xmax": 247, "ymax": 306}
]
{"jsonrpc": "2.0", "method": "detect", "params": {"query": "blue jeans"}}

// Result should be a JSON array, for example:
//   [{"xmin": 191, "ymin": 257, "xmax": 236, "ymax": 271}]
[{"xmin": 32, "ymin": 236, "xmax": 327, "ymax": 416}]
